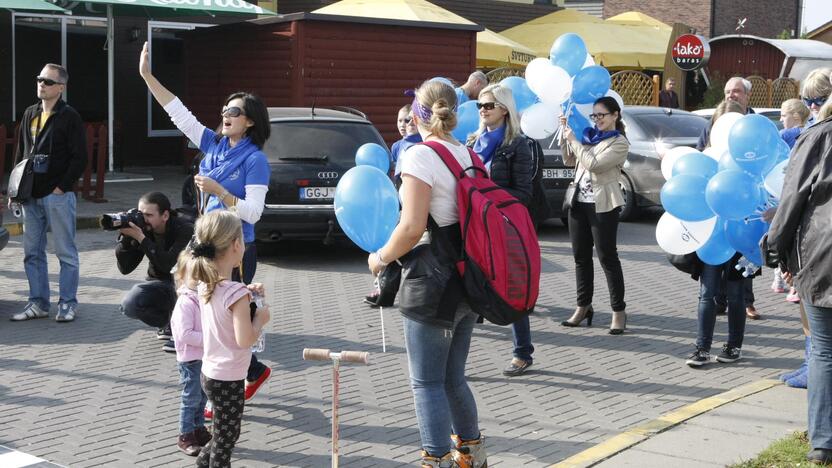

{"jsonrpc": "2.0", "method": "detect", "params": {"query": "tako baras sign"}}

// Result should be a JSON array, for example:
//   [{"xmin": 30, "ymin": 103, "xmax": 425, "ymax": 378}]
[{"xmin": 671, "ymin": 34, "xmax": 710, "ymax": 71}]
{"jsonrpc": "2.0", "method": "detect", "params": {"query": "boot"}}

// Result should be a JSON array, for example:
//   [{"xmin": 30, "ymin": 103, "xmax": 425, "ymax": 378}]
[
  {"xmin": 451, "ymin": 434, "xmax": 487, "ymax": 468},
  {"xmin": 420, "ymin": 450, "xmax": 455, "ymax": 468},
  {"xmin": 781, "ymin": 336, "xmax": 811, "ymax": 382},
  {"xmin": 177, "ymin": 431, "xmax": 201, "ymax": 456},
  {"xmin": 561, "ymin": 306, "xmax": 593, "ymax": 327}
]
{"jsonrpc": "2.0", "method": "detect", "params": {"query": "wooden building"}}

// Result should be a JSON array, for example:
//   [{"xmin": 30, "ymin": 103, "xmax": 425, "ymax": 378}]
[{"xmin": 707, "ymin": 35, "xmax": 832, "ymax": 82}]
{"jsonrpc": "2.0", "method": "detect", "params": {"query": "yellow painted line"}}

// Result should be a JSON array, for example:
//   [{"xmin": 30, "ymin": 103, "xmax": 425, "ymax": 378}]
[
  {"xmin": 5, "ymin": 217, "xmax": 100, "ymax": 237},
  {"xmin": 551, "ymin": 379, "xmax": 782, "ymax": 468},
  {"xmin": 6, "ymin": 223, "xmax": 23, "ymax": 236}
]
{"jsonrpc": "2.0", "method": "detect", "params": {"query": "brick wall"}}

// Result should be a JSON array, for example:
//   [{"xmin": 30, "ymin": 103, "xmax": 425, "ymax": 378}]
[
  {"xmin": 713, "ymin": 0, "xmax": 800, "ymax": 38},
  {"xmin": 604, "ymin": 0, "xmax": 712, "ymax": 36}
]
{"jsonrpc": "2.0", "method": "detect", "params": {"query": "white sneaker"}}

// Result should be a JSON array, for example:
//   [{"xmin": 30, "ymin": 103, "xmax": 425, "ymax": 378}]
[
  {"xmin": 11, "ymin": 303, "xmax": 49, "ymax": 321},
  {"xmin": 55, "ymin": 303, "xmax": 77, "ymax": 322}
]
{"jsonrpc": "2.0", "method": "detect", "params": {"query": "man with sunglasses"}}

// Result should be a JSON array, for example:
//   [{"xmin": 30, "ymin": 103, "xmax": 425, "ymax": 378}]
[{"xmin": 9, "ymin": 64, "xmax": 87, "ymax": 323}]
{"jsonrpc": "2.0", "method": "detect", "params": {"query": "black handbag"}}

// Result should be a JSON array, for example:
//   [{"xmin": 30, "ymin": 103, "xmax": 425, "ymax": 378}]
[
  {"xmin": 8, "ymin": 158, "xmax": 34, "ymax": 203},
  {"xmin": 562, "ymin": 165, "xmax": 586, "ymax": 212}
]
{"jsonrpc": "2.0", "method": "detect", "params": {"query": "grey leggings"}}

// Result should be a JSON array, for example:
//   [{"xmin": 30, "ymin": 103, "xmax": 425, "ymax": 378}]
[{"xmin": 196, "ymin": 375, "xmax": 245, "ymax": 468}]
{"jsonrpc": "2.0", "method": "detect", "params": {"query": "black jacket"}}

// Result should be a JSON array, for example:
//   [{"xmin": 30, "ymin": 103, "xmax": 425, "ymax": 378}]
[
  {"xmin": 116, "ymin": 216, "xmax": 194, "ymax": 282},
  {"xmin": 14, "ymin": 99, "xmax": 87, "ymax": 198},
  {"xmin": 767, "ymin": 116, "xmax": 832, "ymax": 307},
  {"xmin": 485, "ymin": 136, "xmax": 534, "ymax": 206}
]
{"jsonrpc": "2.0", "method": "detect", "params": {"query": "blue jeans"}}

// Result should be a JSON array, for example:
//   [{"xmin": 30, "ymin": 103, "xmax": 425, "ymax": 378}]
[
  {"xmin": 805, "ymin": 303, "xmax": 832, "ymax": 450},
  {"xmin": 178, "ymin": 360, "xmax": 207, "ymax": 434},
  {"xmin": 22, "ymin": 192, "xmax": 80, "ymax": 310},
  {"xmin": 697, "ymin": 264, "xmax": 746, "ymax": 351},
  {"xmin": 512, "ymin": 316, "xmax": 534, "ymax": 362},
  {"xmin": 403, "ymin": 305, "xmax": 480, "ymax": 457}
]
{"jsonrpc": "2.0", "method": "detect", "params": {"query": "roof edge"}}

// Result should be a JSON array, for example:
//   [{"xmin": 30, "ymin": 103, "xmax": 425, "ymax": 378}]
[{"xmin": 252, "ymin": 11, "xmax": 483, "ymax": 32}]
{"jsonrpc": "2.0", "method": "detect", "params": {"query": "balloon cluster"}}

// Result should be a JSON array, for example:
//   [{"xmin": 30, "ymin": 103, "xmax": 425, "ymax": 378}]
[
  {"xmin": 656, "ymin": 113, "xmax": 790, "ymax": 272},
  {"xmin": 334, "ymin": 143, "xmax": 399, "ymax": 252}
]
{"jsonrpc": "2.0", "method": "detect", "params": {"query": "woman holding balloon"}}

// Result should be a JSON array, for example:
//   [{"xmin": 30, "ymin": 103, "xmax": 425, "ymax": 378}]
[
  {"xmin": 467, "ymin": 83, "xmax": 536, "ymax": 377},
  {"xmin": 559, "ymin": 96, "xmax": 629, "ymax": 334},
  {"xmin": 367, "ymin": 80, "xmax": 486, "ymax": 468}
]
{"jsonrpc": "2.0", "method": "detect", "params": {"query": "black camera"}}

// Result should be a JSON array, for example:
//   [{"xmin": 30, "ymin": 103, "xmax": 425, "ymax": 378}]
[{"xmin": 100, "ymin": 208, "xmax": 146, "ymax": 231}]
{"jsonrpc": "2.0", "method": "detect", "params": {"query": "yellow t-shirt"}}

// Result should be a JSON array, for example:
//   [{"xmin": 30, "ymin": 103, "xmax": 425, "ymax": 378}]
[{"xmin": 29, "ymin": 111, "xmax": 52, "ymax": 140}]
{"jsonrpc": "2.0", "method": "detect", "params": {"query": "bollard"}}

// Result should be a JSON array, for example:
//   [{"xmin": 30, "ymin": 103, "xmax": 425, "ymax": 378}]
[{"xmin": 302, "ymin": 348, "xmax": 370, "ymax": 468}]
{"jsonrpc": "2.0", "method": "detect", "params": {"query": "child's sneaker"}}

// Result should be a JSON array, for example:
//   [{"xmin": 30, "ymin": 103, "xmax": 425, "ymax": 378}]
[
  {"xmin": 204, "ymin": 402, "xmax": 213, "ymax": 420},
  {"xmin": 686, "ymin": 348, "xmax": 711, "ymax": 367},
  {"xmin": 451, "ymin": 434, "xmax": 487, "ymax": 468},
  {"xmin": 177, "ymin": 431, "xmax": 201, "ymax": 456},
  {"xmin": 245, "ymin": 366, "xmax": 271, "ymax": 401},
  {"xmin": 786, "ymin": 289, "xmax": 801, "ymax": 303}
]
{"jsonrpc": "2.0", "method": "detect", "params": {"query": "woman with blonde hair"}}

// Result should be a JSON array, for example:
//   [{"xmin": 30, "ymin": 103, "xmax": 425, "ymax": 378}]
[
  {"xmin": 468, "ymin": 83, "xmax": 538, "ymax": 377},
  {"xmin": 801, "ymin": 67, "xmax": 832, "ymax": 126},
  {"xmin": 367, "ymin": 80, "xmax": 486, "ymax": 468}
]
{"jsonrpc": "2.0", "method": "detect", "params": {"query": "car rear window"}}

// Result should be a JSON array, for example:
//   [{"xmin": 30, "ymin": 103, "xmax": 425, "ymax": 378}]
[
  {"xmin": 630, "ymin": 113, "xmax": 708, "ymax": 139},
  {"xmin": 264, "ymin": 121, "xmax": 384, "ymax": 164}
]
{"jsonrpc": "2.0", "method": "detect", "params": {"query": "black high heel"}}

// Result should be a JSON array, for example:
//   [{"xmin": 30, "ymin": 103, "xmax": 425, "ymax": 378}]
[
  {"xmin": 562, "ymin": 306, "xmax": 593, "ymax": 327},
  {"xmin": 609, "ymin": 311, "xmax": 627, "ymax": 335}
]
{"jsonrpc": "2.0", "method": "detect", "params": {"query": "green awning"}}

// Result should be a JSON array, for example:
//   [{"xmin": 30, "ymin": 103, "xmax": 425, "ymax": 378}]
[
  {"xmin": 2, "ymin": 0, "xmax": 70, "ymax": 13},
  {"xmin": 76, "ymin": 0, "xmax": 276, "ymax": 16}
]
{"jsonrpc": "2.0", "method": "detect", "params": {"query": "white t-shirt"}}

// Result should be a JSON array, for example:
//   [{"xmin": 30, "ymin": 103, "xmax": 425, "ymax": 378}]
[{"xmin": 399, "ymin": 140, "xmax": 475, "ymax": 227}]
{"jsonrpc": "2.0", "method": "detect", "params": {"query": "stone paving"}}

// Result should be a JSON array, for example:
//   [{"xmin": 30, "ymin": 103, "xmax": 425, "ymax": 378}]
[{"xmin": 0, "ymin": 215, "xmax": 805, "ymax": 467}]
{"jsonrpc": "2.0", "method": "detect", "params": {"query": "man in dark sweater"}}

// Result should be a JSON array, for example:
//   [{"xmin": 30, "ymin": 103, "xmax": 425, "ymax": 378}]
[
  {"xmin": 10, "ymin": 64, "xmax": 87, "ymax": 323},
  {"xmin": 117, "ymin": 192, "xmax": 194, "ymax": 352},
  {"xmin": 659, "ymin": 77, "xmax": 680, "ymax": 109}
]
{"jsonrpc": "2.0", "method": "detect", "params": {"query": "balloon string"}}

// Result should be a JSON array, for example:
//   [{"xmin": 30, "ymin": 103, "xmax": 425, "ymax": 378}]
[{"xmin": 376, "ymin": 273, "xmax": 386, "ymax": 353}]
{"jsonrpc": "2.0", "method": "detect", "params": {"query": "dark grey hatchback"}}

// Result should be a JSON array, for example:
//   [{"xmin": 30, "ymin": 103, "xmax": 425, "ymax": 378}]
[
  {"xmin": 255, "ymin": 107, "xmax": 387, "ymax": 244},
  {"xmin": 536, "ymin": 106, "xmax": 708, "ymax": 221}
]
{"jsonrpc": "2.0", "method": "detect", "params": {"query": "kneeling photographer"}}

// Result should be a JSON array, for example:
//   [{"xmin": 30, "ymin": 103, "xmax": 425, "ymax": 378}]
[{"xmin": 112, "ymin": 192, "xmax": 194, "ymax": 352}]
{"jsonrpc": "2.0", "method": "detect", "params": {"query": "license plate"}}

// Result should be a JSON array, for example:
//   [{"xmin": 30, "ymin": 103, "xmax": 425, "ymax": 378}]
[
  {"xmin": 543, "ymin": 168, "xmax": 574, "ymax": 179},
  {"xmin": 299, "ymin": 187, "xmax": 335, "ymax": 200}
]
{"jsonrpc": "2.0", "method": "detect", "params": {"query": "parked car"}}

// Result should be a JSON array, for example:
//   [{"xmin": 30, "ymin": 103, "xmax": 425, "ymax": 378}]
[
  {"xmin": 0, "ymin": 194, "xmax": 8, "ymax": 252},
  {"xmin": 692, "ymin": 107, "xmax": 783, "ymax": 129},
  {"xmin": 537, "ymin": 106, "xmax": 709, "ymax": 221},
  {"xmin": 183, "ymin": 107, "xmax": 388, "ymax": 245}
]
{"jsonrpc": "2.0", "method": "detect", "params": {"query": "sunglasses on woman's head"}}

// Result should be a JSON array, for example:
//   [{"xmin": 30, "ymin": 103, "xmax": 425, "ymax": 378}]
[
  {"xmin": 36, "ymin": 76, "xmax": 63, "ymax": 86},
  {"xmin": 802, "ymin": 96, "xmax": 828, "ymax": 107},
  {"xmin": 221, "ymin": 106, "xmax": 244, "ymax": 118},
  {"xmin": 476, "ymin": 102, "xmax": 501, "ymax": 111}
]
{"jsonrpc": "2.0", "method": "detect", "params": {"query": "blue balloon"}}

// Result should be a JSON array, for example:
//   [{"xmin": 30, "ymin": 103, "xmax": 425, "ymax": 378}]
[
  {"xmin": 571, "ymin": 66, "xmax": 611, "ymax": 104},
  {"xmin": 672, "ymin": 152, "xmax": 719, "ymax": 179},
  {"xmin": 355, "ymin": 143, "xmax": 391, "ymax": 174},
  {"xmin": 705, "ymin": 170, "xmax": 760, "ymax": 220},
  {"xmin": 334, "ymin": 166, "xmax": 399, "ymax": 253},
  {"xmin": 728, "ymin": 114, "xmax": 780, "ymax": 177},
  {"xmin": 549, "ymin": 33, "xmax": 587, "ymax": 76},
  {"xmin": 718, "ymin": 150, "xmax": 742, "ymax": 172},
  {"xmin": 696, "ymin": 219, "xmax": 735, "ymax": 266},
  {"xmin": 725, "ymin": 217, "xmax": 769, "ymax": 266},
  {"xmin": 776, "ymin": 138, "xmax": 791, "ymax": 163},
  {"xmin": 567, "ymin": 109, "xmax": 591, "ymax": 140},
  {"xmin": 452, "ymin": 100, "xmax": 480, "ymax": 142},
  {"xmin": 660, "ymin": 174, "xmax": 712, "ymax": 221},
  {"xmin": 501, "ymin": 76, "xmax": 537, "ymax": 113}
]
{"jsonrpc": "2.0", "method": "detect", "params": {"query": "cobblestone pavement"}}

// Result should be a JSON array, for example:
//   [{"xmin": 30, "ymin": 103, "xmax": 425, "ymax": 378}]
[{"xmin": 0, "ymin": 216, "xmax": 804, "ymax": 467}]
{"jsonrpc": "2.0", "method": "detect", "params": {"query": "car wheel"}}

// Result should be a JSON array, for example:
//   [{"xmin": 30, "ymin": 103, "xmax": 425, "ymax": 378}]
[{"xmin": 618, "ymin": 173, "xmax": 638, "ymax": 221}]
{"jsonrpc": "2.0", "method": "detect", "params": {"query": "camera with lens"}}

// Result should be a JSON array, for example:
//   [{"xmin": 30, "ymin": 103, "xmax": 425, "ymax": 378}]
[{"xmin": 100, "ymin": 208, "xmax": 146, "ymax": 231}]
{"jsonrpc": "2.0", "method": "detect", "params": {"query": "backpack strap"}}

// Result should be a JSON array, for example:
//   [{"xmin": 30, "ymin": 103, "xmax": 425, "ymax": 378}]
[{"xmin": 420, "ymin": 140, "xmax": 488, "ymax": 180}]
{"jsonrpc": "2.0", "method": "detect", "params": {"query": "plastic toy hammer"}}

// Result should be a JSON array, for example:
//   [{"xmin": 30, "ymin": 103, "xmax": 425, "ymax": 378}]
[{"xmin": 303, "ymin": 348, "xmax": 370, "ymax": 468}]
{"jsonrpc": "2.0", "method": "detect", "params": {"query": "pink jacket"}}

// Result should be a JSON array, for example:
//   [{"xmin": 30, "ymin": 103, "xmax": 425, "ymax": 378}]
[{"xmin": 169, "ymin": 286, "xmax": 203, "ymax": 363}]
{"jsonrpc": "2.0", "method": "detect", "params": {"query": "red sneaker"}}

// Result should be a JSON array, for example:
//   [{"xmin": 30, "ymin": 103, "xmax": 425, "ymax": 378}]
[
  {"xmin": 245, "ymin": 366, "xmax": 271, "ymax": 401},
  {"xmin": 204, "ymin": 405, "xmax": 213, "ymax": 420}
]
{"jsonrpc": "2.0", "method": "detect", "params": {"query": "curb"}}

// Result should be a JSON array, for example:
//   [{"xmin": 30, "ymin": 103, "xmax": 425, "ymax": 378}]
[
  {"xmin": 550, "ymin": 378, "xmax": 782, "ymax": 468},
  {"xmin": 4, "ymin": 217, "xmax": 101, "ymax": 236}
]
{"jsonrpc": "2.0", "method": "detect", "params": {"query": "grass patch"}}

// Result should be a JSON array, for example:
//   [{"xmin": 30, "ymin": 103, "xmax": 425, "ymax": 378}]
[{"xmin": 731, "ymin": 431, "xmax": 828, "ymax": 467}]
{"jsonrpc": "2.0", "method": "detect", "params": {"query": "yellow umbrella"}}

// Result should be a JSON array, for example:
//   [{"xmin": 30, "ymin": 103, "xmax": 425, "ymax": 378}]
[
  {"xmin": 313, "ymin": 0, "xmax": 476, "ymax": 26},
  {"xmin": 605, "ymin": 11, "xmax": 672, "ymax": 31},
  {"xmin": 502, "ymin": 9, "xmax": 671, "ymax": 70},
  {"xmin": 477, "ymin": 29, "xmax": 539, "ymax": 69}
]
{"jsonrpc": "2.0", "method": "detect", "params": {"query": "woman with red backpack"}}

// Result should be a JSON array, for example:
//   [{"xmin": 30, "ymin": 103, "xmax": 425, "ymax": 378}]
[{"xmin": 367, "ymin": 79, "xmax": 487, "ymax": 468}]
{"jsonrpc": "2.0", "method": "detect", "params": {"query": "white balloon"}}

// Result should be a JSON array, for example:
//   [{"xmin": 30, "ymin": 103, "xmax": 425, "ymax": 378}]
[
  {"xmin": 709, "ymin": 112, "xmax": 743, "ymax": 153},
  {"xmin": 574, "ymin": 102, "xmax": 594, "ymax": 120},
  {"xmin": 656, "ymin": 213, "xmax": 718, "ymax": 255},
  {"xmin": 582, "ymin": 53, "xmax": 596, "ymax": 69},
  {"xmin": 605, "ymin": 89, "xmax": 625, "ymax": 110},
  {"xmin": 764, "ymin": 159, "xmax": 789, "ymax": 199},
  {"xmin": 702, "ymin": 146, "xmax": 724, "ymax": 161},
  {"xmin": 661, "ymin": 146, "xmax": 700, "ymax": 180},
  {"xmin": 520, "ymin": 103, "xmax": 562, "ymax": 140},
  {"xmin": 525, "ymin": 58, "xmax": 572, "ymax": 106}
]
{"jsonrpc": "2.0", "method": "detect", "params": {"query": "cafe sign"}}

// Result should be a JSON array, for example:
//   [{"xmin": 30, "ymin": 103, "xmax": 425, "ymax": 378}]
[{"xmin": 671, "ymin": 34, "xmax": 710, "ymax": 71}]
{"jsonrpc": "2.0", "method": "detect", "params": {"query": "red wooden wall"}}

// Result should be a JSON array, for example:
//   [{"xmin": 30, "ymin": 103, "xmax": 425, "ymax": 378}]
[
  {"xmin": 706, "ymin": 37, "xmax": 786, "ymax": 80},
  {"xmin": 184, "ymin": 17, "xmax": 477, "ymax": 146}
]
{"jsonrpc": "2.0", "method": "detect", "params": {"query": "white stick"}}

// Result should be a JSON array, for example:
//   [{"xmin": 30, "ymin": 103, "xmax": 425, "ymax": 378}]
[{"xmin": 379, "ymin": 306, "xmax": 387, "ymax": 353}]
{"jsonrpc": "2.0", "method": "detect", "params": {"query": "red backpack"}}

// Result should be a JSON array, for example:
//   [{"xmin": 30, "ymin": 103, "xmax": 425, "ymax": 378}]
[{"xmin": 421, "ymin": 141, "xmax": 541, "ymax": 325}]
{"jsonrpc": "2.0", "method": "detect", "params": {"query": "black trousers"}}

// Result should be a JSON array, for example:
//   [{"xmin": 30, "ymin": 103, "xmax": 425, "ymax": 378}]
[
  {"xmin": 568, "ymin": 202, "xmax": 626, "ymax": 312},
  {"xmin": 119, "ymin": 279, "xmax": 176, "ymax": 328},
  {"xmin": 231, "ymin": 242, "xmax": 267, "ymax": 382},
  {"xmin": 197, "ymin": 375, "xmax": 245, "ymax": 468}
]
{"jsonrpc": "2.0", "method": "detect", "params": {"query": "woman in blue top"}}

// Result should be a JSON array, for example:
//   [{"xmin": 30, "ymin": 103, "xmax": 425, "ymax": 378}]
[{"xmin": 139, "ymin": 42, "xmax": 273, "ymax": 400}]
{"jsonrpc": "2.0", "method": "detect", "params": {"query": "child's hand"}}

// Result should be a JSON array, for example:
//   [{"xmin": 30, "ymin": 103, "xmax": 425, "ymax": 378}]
[
  {"xmin": 247, "ymin": 283, "xmax": 265, "ymax": 297},
  {"xmin": 254, "ymin": 306, "xmax": 271, "ymax": 326}
]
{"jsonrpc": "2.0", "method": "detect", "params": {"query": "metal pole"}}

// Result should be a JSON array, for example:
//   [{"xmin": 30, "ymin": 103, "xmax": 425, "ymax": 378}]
[
  {"xmin": 107, "ymin": 5, "xmax": 114, "ymax": 172},
  {"xmin": 331, "ymin": 357, "xmax": 340, "ymax": 468}
]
